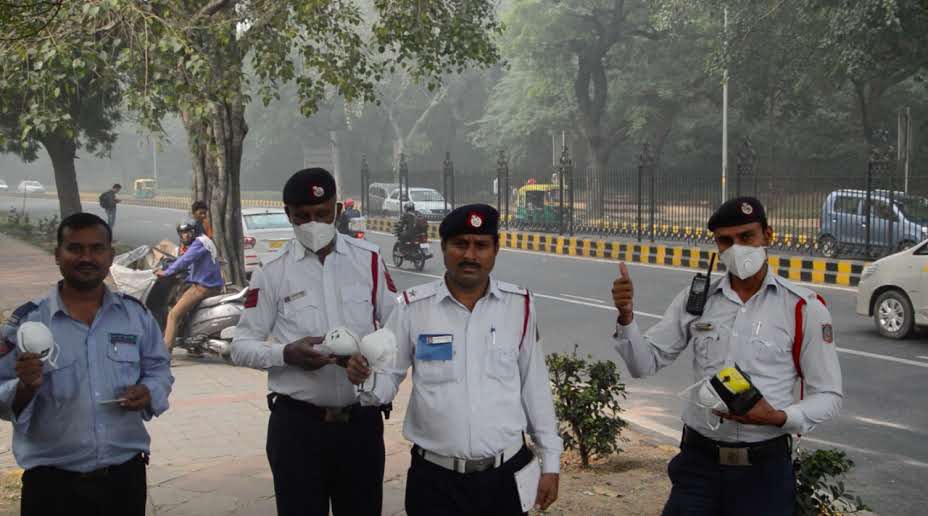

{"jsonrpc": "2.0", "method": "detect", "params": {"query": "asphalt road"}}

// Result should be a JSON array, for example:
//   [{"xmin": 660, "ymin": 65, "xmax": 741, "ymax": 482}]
[{"xmin": 9, "ymin": 197, "xmax": 927, "ymax": 515}]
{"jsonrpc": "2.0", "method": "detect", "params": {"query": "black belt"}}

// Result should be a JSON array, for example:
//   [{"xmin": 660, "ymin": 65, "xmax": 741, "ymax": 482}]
[
  {"xmin": 268, "ymin": 393, "xmax": 385, "ymax": 423},
  {"xmin": 28, "ymin": 453, "xmax": 147, "ymax": 480},
  {"xmin": 681, "ymin": 426, "xmax": 791, "ymax": 466}
]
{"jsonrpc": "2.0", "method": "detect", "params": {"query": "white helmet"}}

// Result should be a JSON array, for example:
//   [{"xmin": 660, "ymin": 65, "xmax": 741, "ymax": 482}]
[
  {"xmin": 319, "ymin": 326, "xmax": 361, "ymax": 356},
  {"xmin": 359, "ymin": 328, "xmax": 397, "ymax": 372},
  {"xmin": 16, "ymin": 321, "xmax": 58, "ymax": 368}
]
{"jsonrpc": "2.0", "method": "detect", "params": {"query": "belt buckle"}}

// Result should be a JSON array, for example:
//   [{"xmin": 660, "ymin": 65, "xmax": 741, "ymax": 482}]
[
  {"xmin": 718, "ymin": 447, "xmax": 751, "ymax": 466},
  {"xmin": 324, "ymin": 407, "xmax": 350, "ymax": 424},
  {"xmin": 465, "ymin": 457, "xmax": 495, "ymax": 473}
]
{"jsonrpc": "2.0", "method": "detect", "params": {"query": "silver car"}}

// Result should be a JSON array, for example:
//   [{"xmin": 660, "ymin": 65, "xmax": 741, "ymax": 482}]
[
  {"xmin": 856, "ymin": 239, "xmax": 928, "ymax": 338},
  {"xmin": 242, "ymin": 207, "xmax": 294, "ymax": 275},
  {"xmin": 0, "ymin": 179, "xmax": 8, "ymax": 192},
  {"xmin": 16, "ymin": 180, "xmax": 46, "ymax": 194}
]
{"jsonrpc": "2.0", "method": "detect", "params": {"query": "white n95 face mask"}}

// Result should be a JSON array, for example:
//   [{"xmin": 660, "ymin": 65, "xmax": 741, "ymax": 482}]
[
  {"xmin": 319, "ymin": 326, "xmax": 361, "ymax": 356},
  {"xmin": 293, "ymin": 221, "xmax": 336, "ymax": 253},
  {"xmin": 720, "ymin": 244, "xmax": 766, "ymax": 280},
  {"xmin": 359, "ymin": 328, "xmax": 398, "ymax": 372},
  {"xmin": 678, "ymin": 377, "xmax": 727, "ymax": 431},
  {"xmin": 16, "ymin": 321, "xmax": 58, "ymax": 368}
]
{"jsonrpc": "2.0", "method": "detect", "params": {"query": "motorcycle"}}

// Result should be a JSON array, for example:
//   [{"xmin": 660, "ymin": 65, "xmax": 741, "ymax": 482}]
[
  {"xmin": 392, "ymin": 224, "xmax": 432, "ymax": 271},
  {"xmin": 109, "ymin": 244, "xmax": 245, "ymax": 362}
]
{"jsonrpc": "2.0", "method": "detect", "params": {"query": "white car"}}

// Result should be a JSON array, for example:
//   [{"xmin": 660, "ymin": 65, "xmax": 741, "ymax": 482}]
[
  {"xmin": 382, "ymin": 187, "xmax": 449, "ymax": 220},
  {"xmin": 16, "ymin": 180, "xmax": 46, "ymax": 194},
  {"xmin": 856, "ymin": 239, "xmax": 928, "ymax": 339},
  {"xmin": 242, "ymin": 207, "xmax": 293, "ymax": 275},
  {"xmin": 0, "ymin": 179, "xmax": 8, "ymax": 192}
]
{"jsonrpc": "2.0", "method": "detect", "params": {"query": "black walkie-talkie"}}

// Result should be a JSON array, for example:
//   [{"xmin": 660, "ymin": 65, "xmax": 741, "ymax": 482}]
[{"xmin": 685, "ymin": 253, "xmax": 717, "ymax": 316}]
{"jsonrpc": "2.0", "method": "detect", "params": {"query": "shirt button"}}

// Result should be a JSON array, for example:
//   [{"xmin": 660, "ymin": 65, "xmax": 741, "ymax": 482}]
[
  {"xmin": 732, "ymin": 332, "xmax": 739, "ymax": 337},
  {"xmin": 741, "ymin": 308, "xmax": 747, "ymax": 313}
]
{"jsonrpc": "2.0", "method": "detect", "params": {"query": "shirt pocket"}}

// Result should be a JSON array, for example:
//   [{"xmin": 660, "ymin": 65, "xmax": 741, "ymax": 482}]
[
  {"xmin": 690, "ymin": 330, "xmax": 721, "ymax": 367},
  {"xmin": 414, "ymin": 332, "xmax": 456, "ymax": 385},
  {"xmin": 107, "ymin": 342, "xmax": 141, "ymax": 392},
  {"xmin": 340, "ymin": 284, "xmax": 373, "ymax": 329},
  {"xmin": 281, "ymin": 291, "xmax": 323, "ymax": 332},
  {"xmin": 485, "ymin": 341, "xmax": 519, "ymax": 382},
  {"xmin": 46, "ymin": 352, "xmax": 80, "ymax": 403},
  {"xmin": 749, "ymin": 325, "xmax": 793, "ymax": 368}
]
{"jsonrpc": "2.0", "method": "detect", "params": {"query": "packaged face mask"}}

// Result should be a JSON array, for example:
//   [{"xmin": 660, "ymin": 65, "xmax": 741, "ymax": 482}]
[{"xmin": 679, "ymin": 365, "xmax": 763, "ymax": 430}]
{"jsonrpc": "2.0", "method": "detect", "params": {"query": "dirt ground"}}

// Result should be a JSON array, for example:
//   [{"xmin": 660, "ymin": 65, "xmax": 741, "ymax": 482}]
[{"xmin": 537, "ymin": 429, "xmax": 676, "ymax": 516}]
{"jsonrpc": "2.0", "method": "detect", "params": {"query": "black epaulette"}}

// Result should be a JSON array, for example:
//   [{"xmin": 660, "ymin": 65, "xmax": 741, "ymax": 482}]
[
  {"xmin": 4, "ymin": 301, "xmax": 38, "ymax": 329},
  {"xmin": 118, "ymin": 293, "xmax": 150, "ymax": 312}
]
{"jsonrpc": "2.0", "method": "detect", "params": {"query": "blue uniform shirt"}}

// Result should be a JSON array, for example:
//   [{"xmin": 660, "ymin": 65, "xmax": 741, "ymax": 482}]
[
  {"xmin": 0, "ymin": 285, "xmax": 174, "ymax": 472},
  {"xmin": 164, "ymin": 237, "xmax": 223, "ymax": 289}
]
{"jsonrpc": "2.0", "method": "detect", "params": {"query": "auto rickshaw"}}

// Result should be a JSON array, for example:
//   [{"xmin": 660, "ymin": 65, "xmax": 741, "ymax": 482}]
[
  {"xmin": 513, "ymin": 183, "xmax": 566, "ymax": 228},
  {"xmin": 133, "ymin": 178, "xmax": 157, "ymax": 199}
]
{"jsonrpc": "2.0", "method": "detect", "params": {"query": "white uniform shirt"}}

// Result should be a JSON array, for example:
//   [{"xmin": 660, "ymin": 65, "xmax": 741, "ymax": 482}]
[
  {"xmin": 364, "ymin": 277, "xmax": 564, "ymax": 474},
  {"xmin": 614, "ymin": 271, "xmax": 843, "ymax": 443},
  {"xmin": 231, "ymin": 234, "xmax": 397, "ymax": 407}
]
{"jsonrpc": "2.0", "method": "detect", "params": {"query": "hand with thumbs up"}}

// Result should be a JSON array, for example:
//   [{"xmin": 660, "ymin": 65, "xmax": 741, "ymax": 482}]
[{"xmin": 612, "ymin": 262, "xmax": 635, "ymax": 325}]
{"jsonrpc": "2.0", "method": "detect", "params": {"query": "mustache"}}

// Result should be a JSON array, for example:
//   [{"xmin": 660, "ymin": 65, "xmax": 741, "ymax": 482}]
[
  {"xmin": 457, "ymin": 261, "xmax": 481, "ymax": 270},
  {"xmin": 75, "ymin": 263, "xmax": 100, "ymax": 271}
]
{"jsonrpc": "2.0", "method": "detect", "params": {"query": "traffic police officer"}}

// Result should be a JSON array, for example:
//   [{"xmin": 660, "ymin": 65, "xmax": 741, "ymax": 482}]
[
  {"xmin": 348, "ymin": 204, "xmax": 563, "ymax": 515},
  {"xmin": 611, "ymin": 197, "xmax": 843, "ymax": 515},
  {"xmin": 231, "ymin": 168, "xmax": 397, "ymax": 516},
  {"xmin": 0, "ymin": 213, "xmax": 174, "ymax": 516}
]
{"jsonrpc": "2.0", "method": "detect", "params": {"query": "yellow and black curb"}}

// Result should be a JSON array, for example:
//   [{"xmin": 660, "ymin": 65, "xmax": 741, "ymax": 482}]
[{"xmin": 367, "ymin": 218, "xmax": 865, "ymax": 287}]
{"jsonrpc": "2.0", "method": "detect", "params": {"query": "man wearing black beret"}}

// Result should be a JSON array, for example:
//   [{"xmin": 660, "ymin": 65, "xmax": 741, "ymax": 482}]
[
  {"xmin": 346, "ymin": 203, "xmax": 564, "ymax": 515},
  {"xmin": 609, "ymin": 196, "xmax": 843, "ymax": 515},
  {"xmin": 231, "ymin": 168, "xmax": 398, "ymax": 516}
]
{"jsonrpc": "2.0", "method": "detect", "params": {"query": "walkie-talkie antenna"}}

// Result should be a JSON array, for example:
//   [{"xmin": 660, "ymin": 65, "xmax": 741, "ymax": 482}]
[{"xmin": 707, "ymin": 252, "xmax": 717, "ymax": 275}]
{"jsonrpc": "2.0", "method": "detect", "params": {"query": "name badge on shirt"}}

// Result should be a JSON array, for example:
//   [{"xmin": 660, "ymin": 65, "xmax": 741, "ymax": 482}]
[
  {"xmin": 284, "ymin": 290, "xmax": 306, "ymax": 304},
  {"xmin": 110, "ymin": 333, "xmax": 139, "ymax": 345},
  {"xmin": 416, "ymin": 334, "xmax": 453, "ymax": 361}
]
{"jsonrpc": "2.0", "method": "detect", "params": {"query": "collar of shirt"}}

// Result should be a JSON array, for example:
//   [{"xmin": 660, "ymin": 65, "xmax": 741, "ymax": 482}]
[
  {"xmin": 290, "ymin": 232, "xmax": 347, "ymax": 261},
  {"xmin": 434, "ymin": 276, "xmax": 505, "ymax": 308},
  {"xmin": 47, "ymin": 283, "xmax": 125, "ymax": 321},
  {"xmin": 711, "ymin": 269, "xmax": 779, "ymax": 305}
]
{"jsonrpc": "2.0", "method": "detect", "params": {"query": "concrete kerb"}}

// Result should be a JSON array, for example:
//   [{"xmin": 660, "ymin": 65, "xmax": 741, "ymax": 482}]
[{"xmin": 365, "ymin": 217, "xmax": 866, "ymax": 287}]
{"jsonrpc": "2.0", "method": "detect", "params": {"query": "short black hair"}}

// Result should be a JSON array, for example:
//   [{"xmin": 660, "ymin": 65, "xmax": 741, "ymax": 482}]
[
  {"xmin": 191, "ymin": 200, "xmax": 208, "ymax": 212},
  {"xmin": 57, "ymin": 212, "xmax": 112, "ymax": 246},
  {"xmin": 112, "ymin": 183, "xmax": 122, "ymax": 190}
]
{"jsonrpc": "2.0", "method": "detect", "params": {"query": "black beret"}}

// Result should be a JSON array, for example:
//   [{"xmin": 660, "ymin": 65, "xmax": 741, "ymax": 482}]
[
  {"xmin": 439, "ymin": 204, "xmax": 499, "ymax": 240},
  {"xmin": 707, "ymin": 197, "xmax": 767, "ymax": 231},
  {"xmin": 283, "ymin": 168, "xmax": 336, "ymax": 206}
]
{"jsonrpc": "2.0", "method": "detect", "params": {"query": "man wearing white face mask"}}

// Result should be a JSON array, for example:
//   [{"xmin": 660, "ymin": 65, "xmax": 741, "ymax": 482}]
[
  {"xmin": 231, "ymin": 168, "xmax": 398, "ymax": 516},
  {"xmin": 610, "ymin": 197, "xmax": 843, "ymax": 516}
]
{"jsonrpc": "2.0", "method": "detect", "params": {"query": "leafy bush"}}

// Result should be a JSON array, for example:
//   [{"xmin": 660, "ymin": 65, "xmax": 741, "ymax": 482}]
[
  {"xmin": 546, "ymin": 345, "xmax": 627, "ymax": 467},
  {"xmin": 795, "ymin": 449, "xmax": 870, "ymax": 515}
]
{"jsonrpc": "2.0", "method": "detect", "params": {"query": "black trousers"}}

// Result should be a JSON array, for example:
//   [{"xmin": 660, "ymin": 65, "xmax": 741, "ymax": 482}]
[
  {"xmin": 266, "ymin": 395, "xmax": 385, "ymax": 516},
  {"xmin": 661, "ymin": 431, "xmax": 796, "ymax": 516},
  {"xmin": 20, "ymin": 454, "xmax": 147, "ymax": 516},
  {"xmin": 405, "ymin": 444, "xmax": 533, "ymax": 516}
]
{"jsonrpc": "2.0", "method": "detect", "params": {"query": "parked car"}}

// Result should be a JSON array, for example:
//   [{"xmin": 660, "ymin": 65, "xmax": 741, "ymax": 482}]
[
  {"xmin": 856, "ymin": 239, "xmax": 928, "ymax": 339},
  {"xmin": 0, "ymin": 179, "xmax": 8, "ymax": 192},
  {"xmin": 368, "ymin": 182, "xmax": 398, "ymax": 215},
  {"xmin": 382, "ymin": 187, "xmax": 449, "ymax": 220},
  {"xmin": 818, "ymin": 189, "xmax": 928, "ymax": 258},
  {"xmin": 16, "ymin": 180, "xmax": 46, "ymax": 194},
  {"xmin": 241, "ymin": 207, "xmax": 293, "ymax": 275}
]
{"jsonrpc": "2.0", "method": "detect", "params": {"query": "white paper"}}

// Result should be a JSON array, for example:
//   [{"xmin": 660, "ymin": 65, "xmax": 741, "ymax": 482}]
[{"xmin": 514, "ymin": 457, "xmax": 541, "ymax": 512}]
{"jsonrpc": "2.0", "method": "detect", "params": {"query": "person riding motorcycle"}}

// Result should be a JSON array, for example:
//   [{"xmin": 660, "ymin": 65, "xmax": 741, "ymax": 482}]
[
  {"xmin": 396, "ymin": 201, "xmax": 422, "ymax": 244},
  {"xmin": 336, "ymin": 198, "xmax": 361, "ymax": 235},
  {"xmin": 155, "ymin": 220, "xmax": 225, "ymax": 356}
]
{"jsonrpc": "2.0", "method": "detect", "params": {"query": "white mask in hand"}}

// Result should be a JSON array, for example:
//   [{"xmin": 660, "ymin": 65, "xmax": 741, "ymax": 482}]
[
  {"xmin": 293, "ymin": 221, "xmax": 336, "ymax": 253},
  {"xmin": 16, "ymin": 321, "xmax": 58, "ymax": 368},
  {"xmin": 359, "ymin": 328, "xmax": 398, "ymax": 372},
  {"xmin": 319, "ymin": 326, "xmax": 360, "ymax": 356},
  {"xmin": 720, "ymin": 244, "xmax": 766, "ymax": 280},
  {"xmin": 678, "ymin": 377, "xmax": 727, "ymax": 431}
]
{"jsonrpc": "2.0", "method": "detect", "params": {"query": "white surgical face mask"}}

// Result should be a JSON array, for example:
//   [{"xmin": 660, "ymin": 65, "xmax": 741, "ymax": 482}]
[
  {"xmin": 720, "ymin": 244, "xmax": 766, "ymax": 280},
  {"xmin": 293, "ymin": 221, "xmax": 336, "ymax": 252},
  {"xmin": 678, "ymin": 377, "xmax": 727, "ymax": 431}
]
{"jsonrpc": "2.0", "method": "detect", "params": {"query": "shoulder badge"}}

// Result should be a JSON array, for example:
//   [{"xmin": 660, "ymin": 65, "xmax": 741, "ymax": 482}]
[
  {"xmin": 822, "ymin": 323, "xmax": 834, "ymax": 343},
  {"xmin": 5, "ymin": 301, "xmax": 39, "ymax": 329},
  {"xmin": 402, "ymin": 282, "xmax": 438, "ymax": 305},
  {"xmin": 118, "ymin": 293, "xmax": 150, "ymax": 312}
]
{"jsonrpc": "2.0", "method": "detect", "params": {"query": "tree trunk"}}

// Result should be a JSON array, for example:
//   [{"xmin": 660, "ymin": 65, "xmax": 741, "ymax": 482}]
[
  {"xmin": 575, "ymin": 49, "xmax": 611, "ymax": 221},
  {"xmin": 41, "ymin": 131, "xmax": 82, "ymax": 217}
]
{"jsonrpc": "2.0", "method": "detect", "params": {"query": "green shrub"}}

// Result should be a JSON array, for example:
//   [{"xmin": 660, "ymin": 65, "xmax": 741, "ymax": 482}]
[{"xmin": 795, "ymin": 448, "xmax": 870, "ymax": 515}]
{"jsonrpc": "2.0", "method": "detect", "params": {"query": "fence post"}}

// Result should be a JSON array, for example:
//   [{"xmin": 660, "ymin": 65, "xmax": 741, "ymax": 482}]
[
  {"xmin": 496, "ymin": 150, "xmax": 509, "ymax": 229},
  {"xmin": 867, "ymin": 130, "xmax": 896, "ymax": 256},
  {"xmin": 736, "ymin": 137, "xmax": 756, "ymax": 198},
  {"xmin": 637, "ymin": 142, "xmax": 655, "ymax": 243},
  {"xmin": 398, "ymin": 153, "xmax": 409, "ymax": 207},
  {"xmin": 443, "ymin": 151, "xmax": 455, "ymax": 214},
  {"xmin": 557, "ymin": 144, "xmax": 573, "ymax": 236},
  {"xmin": 360, "ymin": 155, "xmax": 370, "ymax": 217}
]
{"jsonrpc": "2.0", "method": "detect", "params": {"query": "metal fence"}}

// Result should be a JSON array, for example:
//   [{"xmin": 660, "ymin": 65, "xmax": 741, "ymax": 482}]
[{"xmin": 358, "ymin": 141, "xmax": 926, "ymax": 260}]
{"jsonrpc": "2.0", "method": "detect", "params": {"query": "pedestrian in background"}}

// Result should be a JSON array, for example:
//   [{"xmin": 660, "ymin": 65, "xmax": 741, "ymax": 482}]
[{"xmin": 98, "ymin": 183, "xmax": 122, "ymax": 230}]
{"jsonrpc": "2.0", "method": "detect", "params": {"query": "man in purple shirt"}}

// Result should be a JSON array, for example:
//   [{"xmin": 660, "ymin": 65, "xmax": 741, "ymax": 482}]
[{"xmin": 155, "ymin": 220, "xmax": 224, "ymax": 353}]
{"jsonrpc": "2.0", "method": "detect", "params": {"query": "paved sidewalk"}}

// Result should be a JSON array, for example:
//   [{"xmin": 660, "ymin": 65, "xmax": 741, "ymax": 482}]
[{"xmin": 0, "ymin": 233, "xmax": 413, "ymax": 515}]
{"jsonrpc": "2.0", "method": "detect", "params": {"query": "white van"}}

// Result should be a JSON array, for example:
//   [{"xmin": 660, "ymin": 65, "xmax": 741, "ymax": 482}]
[{"xmin": 856, "ymin": 239, "xmax": 928, "ymax": 338}]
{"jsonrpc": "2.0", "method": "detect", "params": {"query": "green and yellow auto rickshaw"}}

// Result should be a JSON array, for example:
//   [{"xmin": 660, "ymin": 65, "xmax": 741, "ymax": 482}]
[
  {"xmin": 513, "ymin": 184, "xmax": 566, "ymax": 228},
  {"xmin": 133, "ymin": 178, "xmax": 157, "ymax": 199}
]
